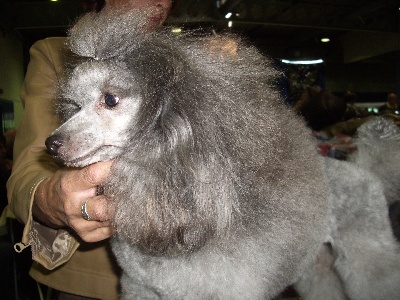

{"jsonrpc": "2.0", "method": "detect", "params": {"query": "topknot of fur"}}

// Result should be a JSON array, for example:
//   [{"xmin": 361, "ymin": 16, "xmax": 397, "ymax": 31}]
[{"xmin": 68, "ymin": 7, "xmax": 151, "ymax": 60}]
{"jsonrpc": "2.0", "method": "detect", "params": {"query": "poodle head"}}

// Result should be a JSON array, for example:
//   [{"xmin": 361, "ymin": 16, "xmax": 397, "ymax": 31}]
[
  {"xmin": 46, "ymin": 59, "xmax": 142, "ymax": 167},
  {"xmin": 46, "ymin": 8, "xmax": 185, "ymax": 167},
  {"xmin": 357, "ymin": 116, "xmax": 400, "ymax": 142}
]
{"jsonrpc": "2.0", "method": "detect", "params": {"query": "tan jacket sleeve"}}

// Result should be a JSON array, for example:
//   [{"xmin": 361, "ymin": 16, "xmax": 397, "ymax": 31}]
[{"xmin": 7, "ymin": 37, "xmax": 80, "ymax": 269}]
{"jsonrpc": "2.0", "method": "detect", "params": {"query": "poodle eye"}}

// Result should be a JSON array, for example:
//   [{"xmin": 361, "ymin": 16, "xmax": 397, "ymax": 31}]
[{"xmin": 104, "ymin": 93, "xmax": 120, "ymax": 107}]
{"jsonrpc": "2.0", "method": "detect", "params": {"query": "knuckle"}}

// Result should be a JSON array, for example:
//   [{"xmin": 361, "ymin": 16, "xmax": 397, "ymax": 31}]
[
  {"xmin": 83, "ymin": 166, "xmax": 99, "ymax": 185},
  {"xmin": 63, "ymin": 200, "xmax": 78, "ymax": 216},
  {"xmin": 58, "ymin": 170, "xmax": 75, "ymax": 196}
]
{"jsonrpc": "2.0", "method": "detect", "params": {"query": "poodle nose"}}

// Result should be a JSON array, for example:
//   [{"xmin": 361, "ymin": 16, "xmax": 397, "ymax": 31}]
[{"xmin": 45, "ymin": 135, "xmax": 64, "ymax": 156}]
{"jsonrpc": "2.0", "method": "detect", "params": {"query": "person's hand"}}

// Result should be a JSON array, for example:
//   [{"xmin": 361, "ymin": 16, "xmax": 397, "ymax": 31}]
[{"xmin": 33, "ymin": 161, "xmax": 114, "ymax": 242}]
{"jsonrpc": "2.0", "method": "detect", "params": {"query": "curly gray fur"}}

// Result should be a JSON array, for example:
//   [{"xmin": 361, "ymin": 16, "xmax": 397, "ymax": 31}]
[
  {"xmin": 62, "ymin": 8, "xmax": 328, "ymax": 258},
  {"xmin": 46, "ymin": 7, "xmax": 400, "ymax": 300}
]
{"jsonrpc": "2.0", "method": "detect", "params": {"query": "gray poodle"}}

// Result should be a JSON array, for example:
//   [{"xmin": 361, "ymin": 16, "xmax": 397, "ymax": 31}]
[
  {"xmin": 296, "ymin": 117, "xmax": 400, "ymax": 300},
  {"xmin": 45, "ymin": 8, "xmax": 400, "ymax": 300}
]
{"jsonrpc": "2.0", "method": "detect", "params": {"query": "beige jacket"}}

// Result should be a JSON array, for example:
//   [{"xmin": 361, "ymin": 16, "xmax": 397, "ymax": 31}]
[{"xmin": 7, "ymin": 37, "xmax": 120, "ymax": 299}]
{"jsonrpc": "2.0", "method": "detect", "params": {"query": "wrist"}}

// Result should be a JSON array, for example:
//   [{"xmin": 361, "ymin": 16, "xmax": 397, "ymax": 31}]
[{"xmin": 32, "ymin": 177, "xmax": 64, "ymax": 228}]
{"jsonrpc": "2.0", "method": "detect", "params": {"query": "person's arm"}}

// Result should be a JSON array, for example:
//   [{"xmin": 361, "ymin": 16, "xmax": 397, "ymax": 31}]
[
  {"xmin": 8, "ymin": 38, "xmax": 65, "ymax": 225},
  {"xmin": 7, "ymin": 38, "xmax": 113, "ymax": 270}
]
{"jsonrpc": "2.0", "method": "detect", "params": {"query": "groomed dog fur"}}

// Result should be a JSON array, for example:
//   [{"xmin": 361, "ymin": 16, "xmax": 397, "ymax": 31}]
[{"xmin": 45, "ymin": 8, "xmax": 400, "ymax": 300}]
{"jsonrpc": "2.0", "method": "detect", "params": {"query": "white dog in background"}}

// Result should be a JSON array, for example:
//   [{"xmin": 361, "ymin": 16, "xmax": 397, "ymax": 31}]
[{"xmin": 45, "ymin": 8, "xmax": 400, "ymax": 300}]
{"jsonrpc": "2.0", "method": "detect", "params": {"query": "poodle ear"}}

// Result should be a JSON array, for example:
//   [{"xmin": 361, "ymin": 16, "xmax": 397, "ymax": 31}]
[
  {"xmin": 109, "ymin": 124, "xmax": 237, "ymax": 255},
  {"xmin": 107, "ymin": 47, "xmax": 237, "ymax": 255}
]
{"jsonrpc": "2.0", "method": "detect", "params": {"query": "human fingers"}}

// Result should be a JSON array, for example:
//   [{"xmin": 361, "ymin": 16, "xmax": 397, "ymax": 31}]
[
  {"xmin": 33, "ymin": 162, "xmax": 113, "ymax": 229},
  {"xmin": 32, "ymin": 169, "xmax": 95, "ymax": 228},
  {"xmin": 67, "ymin": 195, "xmax": 116, "ymax": 242},
  {"xmin": 59, "ymin": 161, "xmax": 113, "ymax": 221},
  {"xmin": 72, "ymin": 219, "xmax": 115, "ymax": 243},
  {"xmin": 81, "ymin": 195, "xmax": 114, "ymax": 222},
  {"xmin": 63, "ymin": 161, "xmax": 113, "ymax": 193},
  {"xmin": 80, "ymin": 226, "xmax": 115, "ymax": 243}
]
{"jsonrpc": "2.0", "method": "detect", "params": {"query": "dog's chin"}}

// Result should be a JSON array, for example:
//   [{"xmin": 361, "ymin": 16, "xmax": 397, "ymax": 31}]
[
  {"xmin": 59, "ymin": 146, "xmax": 121, "ymax": 167},
  {"xmin": 62, "ymin": 156, "xmax": 102, "ymax": 168}
]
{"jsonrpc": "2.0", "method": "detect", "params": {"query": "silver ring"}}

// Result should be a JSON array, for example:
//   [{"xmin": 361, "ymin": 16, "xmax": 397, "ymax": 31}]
[{"xmin": 81, "ymin": 199, "xmax": 93, "ymax": 221}]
